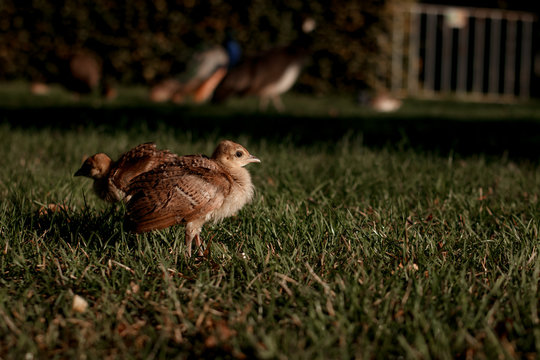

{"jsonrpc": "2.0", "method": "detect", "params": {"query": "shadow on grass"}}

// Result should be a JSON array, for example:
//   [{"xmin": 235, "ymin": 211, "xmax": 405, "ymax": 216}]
[
  {"xmin": 3, "ymin": 100, "xmax": 540, "ymax": 160},
  {"xmin": 29, "ymin": 204, "xmax": 129, "ymax": 248}
]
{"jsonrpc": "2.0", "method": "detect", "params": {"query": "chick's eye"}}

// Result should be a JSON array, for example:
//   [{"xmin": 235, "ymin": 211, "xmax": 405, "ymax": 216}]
[{"xmin": 235, "ymin": 151, "xmax": 243, "ymax": 158}]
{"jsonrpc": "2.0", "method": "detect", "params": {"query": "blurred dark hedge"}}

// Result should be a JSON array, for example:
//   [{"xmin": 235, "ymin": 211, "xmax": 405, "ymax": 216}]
[{"xmin": 0, "ymin": 0, "xmax": 412, "ymax": 93}]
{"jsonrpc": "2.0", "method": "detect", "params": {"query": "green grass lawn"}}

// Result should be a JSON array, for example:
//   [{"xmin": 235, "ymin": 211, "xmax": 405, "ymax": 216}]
[{"xmin": 0, "ymin": 82, "xmax": 539, "ymax": 359}]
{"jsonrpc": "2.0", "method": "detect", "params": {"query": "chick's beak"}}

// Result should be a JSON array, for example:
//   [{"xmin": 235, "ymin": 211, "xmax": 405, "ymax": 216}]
[
  {"xmin": 74, "ymin": 163, "xmax": 90, "ymax": 177},
  {"xmin": 247, "ymin": 155, "xmax": 261, "ymax": 163}
]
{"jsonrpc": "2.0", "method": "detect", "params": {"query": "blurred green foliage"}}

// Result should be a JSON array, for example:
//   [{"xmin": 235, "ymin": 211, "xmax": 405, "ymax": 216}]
[{"xmin": 0, "ymin": 0, "xmax": 413, "ymax": 93}]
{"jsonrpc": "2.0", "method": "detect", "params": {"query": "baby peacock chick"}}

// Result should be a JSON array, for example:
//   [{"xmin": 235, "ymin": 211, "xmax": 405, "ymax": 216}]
[
  {"xmin": 124, "ymin": 140, "xmax": 260, "ymax": 257},
  {"xmin": 74, "ymin": 143, "xmax": 179, "ymax": 202}
]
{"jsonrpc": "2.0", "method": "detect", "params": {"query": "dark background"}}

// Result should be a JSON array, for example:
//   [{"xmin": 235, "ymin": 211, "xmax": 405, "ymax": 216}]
[{"xmin": 1, "ymin": 0, "xmax": 539, "ymax": 96}]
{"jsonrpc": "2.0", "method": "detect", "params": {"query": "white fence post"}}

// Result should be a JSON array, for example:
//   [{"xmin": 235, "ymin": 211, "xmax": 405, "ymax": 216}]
[{"xmin": 391, "ymin": 5, "xmax": 535, "ymax": 101}]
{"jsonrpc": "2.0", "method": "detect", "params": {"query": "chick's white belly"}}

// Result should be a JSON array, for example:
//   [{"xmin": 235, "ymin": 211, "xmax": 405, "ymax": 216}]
[{"xmin": 210, "ymin": 183, "xmax": 254, "ymax": 223}]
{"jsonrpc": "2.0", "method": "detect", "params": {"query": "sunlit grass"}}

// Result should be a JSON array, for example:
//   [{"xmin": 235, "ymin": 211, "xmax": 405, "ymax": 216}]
[{"xmin": 0, "ymin": 85, "xmax": 539, "ymax": 358}]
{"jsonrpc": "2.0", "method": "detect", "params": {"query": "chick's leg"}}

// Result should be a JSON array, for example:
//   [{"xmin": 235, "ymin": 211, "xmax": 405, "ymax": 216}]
[
  {"xmin": 185, "ymin": 220, "xmax": 204, "ymax": 258},
  {"xmin": 185, "ymin": 222, "xmax": 197, "ymax": 257},
  {"xmin": 194, "ymin": 234, "xmax": 204, "ymax": 256}
]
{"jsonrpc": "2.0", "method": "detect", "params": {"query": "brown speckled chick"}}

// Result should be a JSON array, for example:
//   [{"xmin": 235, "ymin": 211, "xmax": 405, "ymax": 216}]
[
  {"xmin": 74, "ymin": 143, "xmax": 179, "ymax": 202},
  {"xmin": 124, "ymin": 140, "xmax": 260, "ymax": 257}
]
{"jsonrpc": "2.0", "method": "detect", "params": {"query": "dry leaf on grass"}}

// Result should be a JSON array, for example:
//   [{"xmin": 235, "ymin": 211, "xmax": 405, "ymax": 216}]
[
  {"xmin": 72, "ymin": 295, "xmax": 88, "ymax": 313},
  {"xmin": 38, "ymin": 203, "xmax": 69, "ymax": 216}
]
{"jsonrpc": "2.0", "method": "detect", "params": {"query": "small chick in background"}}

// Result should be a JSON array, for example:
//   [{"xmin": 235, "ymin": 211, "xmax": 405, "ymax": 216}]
[
  {"xmin": 74, "ymin": 143, "xmax": 179, "ymax": 202},
  {"xmin": 357, "ymin": 90, "xmax": 402, "ymax": 112},
  {"xmin": 124, "ymin": 140, "xmax": 260, "ymax": 257}
]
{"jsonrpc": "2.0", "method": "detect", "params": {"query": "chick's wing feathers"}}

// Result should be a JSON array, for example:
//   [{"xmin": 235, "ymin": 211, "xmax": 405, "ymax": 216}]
[
  {"xmin": 126, "ymin": 176, "xmax": 227, "ymax": 233},
  {"xmin": 125, "ymin": 157, "xmax": 233, "ymax": 233},
  {"xmin": 126, "ymin": 155, "xmax": 229, "ymax": 193},
  {"xmin": 110, "ymin": 143, "xmax": 178, "ymax": 190},
  {"xmin": 173, "ymin": 154, "xmax": 217, "ymax": 171}
]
